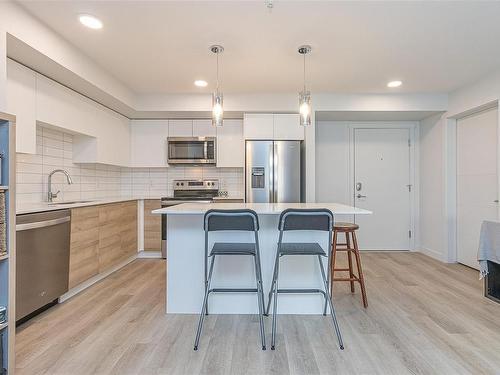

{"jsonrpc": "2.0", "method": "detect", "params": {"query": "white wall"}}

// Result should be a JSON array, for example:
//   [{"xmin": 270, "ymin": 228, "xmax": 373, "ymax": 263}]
[
  {"xmin": 0, "ymin": 1, "xmax": 135, "ymax": 109},
  {"xmin": 417, "ymin": 67, "xmax": 500, "ymax": 263},
  {"xmin": 419, "ymin": 113, "xmax": 448, "ymax": 261},
  {"xmin": 448, "ymin": 68, "xmax": 500, "ymax": 117},
  {"xmin": 315, "ymin": 121, "xmax": 350, "ymax": 204}
]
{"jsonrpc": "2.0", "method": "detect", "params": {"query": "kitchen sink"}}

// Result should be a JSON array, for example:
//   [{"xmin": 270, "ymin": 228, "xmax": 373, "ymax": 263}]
[{"xmin": 48, "ymin": 200, "xmax": 94, "ymax": 206}]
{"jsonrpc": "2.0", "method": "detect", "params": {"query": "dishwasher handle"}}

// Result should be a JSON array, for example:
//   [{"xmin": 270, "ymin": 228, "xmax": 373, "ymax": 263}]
[{"xmin": 16, "ymin": 216, "xmax": 70, "ymax": 232}]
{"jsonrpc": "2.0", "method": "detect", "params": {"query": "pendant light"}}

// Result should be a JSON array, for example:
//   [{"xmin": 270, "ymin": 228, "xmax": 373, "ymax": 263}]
[
  {"xmin": 210, "ymin": 45, "xmax": 224, "ymax": 127},
  {"xmin": 298, "ymin": 45, "xmax": 312, "ymax": 127}
]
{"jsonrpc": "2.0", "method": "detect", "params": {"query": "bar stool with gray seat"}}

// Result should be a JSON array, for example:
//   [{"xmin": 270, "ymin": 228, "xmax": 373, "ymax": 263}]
[
  {"xmin": 265, "ymin": 208, "xmax": 344, "ymax": 350},
  {"xmin": 193, "ymin": 209, "xmax": 266, "ymax": 351}
]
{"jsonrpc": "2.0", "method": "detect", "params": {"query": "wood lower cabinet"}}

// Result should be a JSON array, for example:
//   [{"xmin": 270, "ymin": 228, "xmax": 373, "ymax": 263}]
[
  {"xmin": 69, "ymin": 206, "xmax": 100, "ymax": 288},
  {"xmin": 144, "ymin": 199, "xmax": 161, "ymax": 251},
  {"xmin": 69, "ymin": 201, "xmax": 138, "ymax": 288},
  {"xmin": 121, "ymin": 201, "xmax": 138, "ymax": 258}
]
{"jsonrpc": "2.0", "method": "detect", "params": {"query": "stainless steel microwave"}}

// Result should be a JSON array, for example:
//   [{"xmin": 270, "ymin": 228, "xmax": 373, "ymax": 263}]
[{"xmin": 167, "ymin": 137, "xmax": 216, "ymax": 165}]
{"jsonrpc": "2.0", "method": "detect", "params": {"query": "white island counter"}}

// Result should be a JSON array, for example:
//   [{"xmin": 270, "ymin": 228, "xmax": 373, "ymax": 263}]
[{"xmin": 153, "ymin": 203, "xmax": 372, "ymax": 314}]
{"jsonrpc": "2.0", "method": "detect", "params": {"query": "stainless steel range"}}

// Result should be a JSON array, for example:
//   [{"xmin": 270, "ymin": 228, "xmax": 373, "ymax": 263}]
[{"xmin": 160, "ymin": 179, "xmax": 219, "ymax": 258}]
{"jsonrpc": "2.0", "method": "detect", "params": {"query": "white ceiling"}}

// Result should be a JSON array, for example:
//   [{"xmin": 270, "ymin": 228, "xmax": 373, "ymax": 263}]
[{"xmin": 16, "ymin": 0, "xmax": 500, "ymax": 95}]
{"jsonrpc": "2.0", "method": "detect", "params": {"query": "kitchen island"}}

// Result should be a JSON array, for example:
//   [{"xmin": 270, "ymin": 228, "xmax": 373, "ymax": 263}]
[{"xmin": 153, "ymin": 203, "xmax": 372, "ymax": 314}]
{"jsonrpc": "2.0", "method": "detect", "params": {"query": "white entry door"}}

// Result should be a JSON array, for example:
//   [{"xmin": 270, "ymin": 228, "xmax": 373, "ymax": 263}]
[
  {"xmin": 457, "ymin": 107, "xmax": 499, "ymax": 269},
  {"xmin": 353, "ymin": 128, "xmax": 412, "ymax": 250}
]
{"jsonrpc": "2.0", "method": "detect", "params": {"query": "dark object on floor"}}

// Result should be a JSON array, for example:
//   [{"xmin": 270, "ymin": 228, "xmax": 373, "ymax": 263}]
[{"xmin": 485, "ymin": 260, "xmax": 500, "ymax": 303}]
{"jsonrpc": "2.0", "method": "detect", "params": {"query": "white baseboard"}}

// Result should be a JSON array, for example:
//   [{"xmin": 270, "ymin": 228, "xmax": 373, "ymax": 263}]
[
  {"xmin": 137, "ymin": 250, "xmax": 163, "ymax": 259},
  {"xmin": 59, "ymin": 254, "xmax": 137, "ymax": 303},
  {"xmin": 417, "ymin": 247, "xmax": 449, "ymax": 263}
]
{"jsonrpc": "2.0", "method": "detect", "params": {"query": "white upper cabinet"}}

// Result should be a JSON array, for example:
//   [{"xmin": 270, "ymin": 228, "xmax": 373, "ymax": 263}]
[
  {"xmin": 216, "ymin": 119, "xmax": 244, "ymax": 168},
  {"xmin": 36, "ymin": 73, "xmax": 96, "ymax": 134},
  {"xmin": 243, "ymin": 113, "xmax": 304, "ymax": 140},
  {"xmin": 273, "ymin": 114, "xmax": 304, "ymax": 140},
  {"xmin": 243, "ymin": 114, "xmax": 274, "ymax": 139},
  {"xmin": 168, "ymin": 120, "xmax": 193, "ymax": 137},
  {"xmin": 130, "ymin": 120, "xmax": 169, "ymax": 167},
  {"xmin": 6, "ymin": 59, "xmax": 37, "ymax": 154},
  {"xmin": 193, "ymin": 119, "xmax": 216, "ymax": 137},
  {"xmin": 36, "ymin": 70, "xmax": 130, "ymax": 166},
  {"xmin": 94, "ymin": 105, "xmax": 130, "ymax": 166}
]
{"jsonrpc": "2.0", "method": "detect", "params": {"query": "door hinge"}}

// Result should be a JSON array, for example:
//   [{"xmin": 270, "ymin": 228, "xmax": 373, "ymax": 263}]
[
  {"xmin": 409, "ymin": 230, "xmax": 412, "ymax": 238},
  {"xmin": 407, "ymin": 184, "xmax": 412, "ymax": 192},
  {"xmin": 408, "ymin": 138, "xmax": 411, "ymax": 147}
]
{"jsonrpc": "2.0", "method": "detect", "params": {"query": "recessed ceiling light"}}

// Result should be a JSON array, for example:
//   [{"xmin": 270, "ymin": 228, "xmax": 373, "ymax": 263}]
[
  {"xmin": 79, "ymin": 14, "xmax": 103, "ymax": 29},
  {"xmin": 387, "ymin": 80, "xmax": 402, "ymax": 88},
  {"xmin": 194, "ymin": 80, "xmax": 208, "ymax": 87}
]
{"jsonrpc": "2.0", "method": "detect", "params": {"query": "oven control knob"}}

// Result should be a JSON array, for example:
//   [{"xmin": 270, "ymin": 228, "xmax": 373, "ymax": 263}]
[
  {"xmin": 176, "ymin": 182, "xmax": 180, "ymax": 186},
  {"xmin": 181, "ymin": 182, "xmax": 184, "ymax": 186}
]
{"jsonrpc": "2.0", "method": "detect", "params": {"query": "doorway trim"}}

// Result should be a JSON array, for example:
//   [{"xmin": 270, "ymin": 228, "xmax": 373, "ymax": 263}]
[
  {"xmin": 347, "ymin": 122, "xmax": 419, "ymax": 251},
  {"xmin": 446, "ymin": 100, "xmax": 500, "ymax": 263}
]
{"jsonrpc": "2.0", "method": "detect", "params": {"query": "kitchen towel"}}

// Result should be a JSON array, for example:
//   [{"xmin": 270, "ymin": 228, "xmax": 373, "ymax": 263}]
[{"xmin": 477, "ymin": 220, "xmax": 500, "ymax": 278}]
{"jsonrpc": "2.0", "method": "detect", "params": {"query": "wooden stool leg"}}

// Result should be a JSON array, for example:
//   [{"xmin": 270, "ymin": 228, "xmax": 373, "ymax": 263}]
[
  {"xmin": 352, "ymin": 231, "xmax": 368, "ymax": 308},
  {"xmin": 330, "ymin": 230, "xmax": 338, "ymax": 293},
  {"xmin": 346, "ymin": 232, "xmax": 355, "ymax": 293}
]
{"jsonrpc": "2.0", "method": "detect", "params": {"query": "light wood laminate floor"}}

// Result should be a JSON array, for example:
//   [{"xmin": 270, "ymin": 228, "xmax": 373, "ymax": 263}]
[{"xmin": 15, "ymin": 253, "xmax": 500, "ymax": 375}]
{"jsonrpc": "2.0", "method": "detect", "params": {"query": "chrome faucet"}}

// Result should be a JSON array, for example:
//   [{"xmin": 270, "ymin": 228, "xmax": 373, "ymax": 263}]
[{"xmin": 48, "ymin": 169, "xmax": 73, "ymax": 202}]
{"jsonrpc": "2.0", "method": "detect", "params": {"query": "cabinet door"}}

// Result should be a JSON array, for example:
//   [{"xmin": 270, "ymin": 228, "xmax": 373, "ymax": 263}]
[
  {"xmin": 243, "ymin": 114, "xmax": 273, "ymax": 140},
  {"xmin": 216, "ymin": 119, "xmax": 244, "ymax": 168},
  {"xmin": 193, "ymin": 119, "xmax": 216, "ymax": 137},
  {"xmin": 273, "ymin": 114, "xmax": 304, "ymax": 140},
  {"xmin": 130, "ymin": 120, "xmax": 169, "ymax": 167},
  {"xmin": 98, "ymin": 203, "xmax": 123, "ymax": 272},
  {"xmin": 121, "ymin": 201, "xmax": 138, "ymax": 258},
  {"xmin": 6, "ymin": 59, "xmax": 37, "ymax": 154},
  {"xmin": 144, "ymin": 200, "xmax": 161, "ymax": 251},
  {"xmin": 168, "ymin": 120, "xmax": 193, "ymax": 137},
  {"xmin": 69, "ymin": 206, "xmax": 100, "ymax": 288},
  {"xmin": 95, "ymin": 105, "xmax": 130, "ymax": 166}
]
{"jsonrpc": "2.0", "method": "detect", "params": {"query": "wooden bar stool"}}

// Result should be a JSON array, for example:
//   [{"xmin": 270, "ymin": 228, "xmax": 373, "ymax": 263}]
[{"xmin": 331, "ymin": 222, "xmax": 368, "ymax": 308}]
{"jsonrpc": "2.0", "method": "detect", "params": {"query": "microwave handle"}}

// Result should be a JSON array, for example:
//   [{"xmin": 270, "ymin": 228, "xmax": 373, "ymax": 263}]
[{"xmin": 204, "ymin": 141, "xmax": 208, "ymax": 159}]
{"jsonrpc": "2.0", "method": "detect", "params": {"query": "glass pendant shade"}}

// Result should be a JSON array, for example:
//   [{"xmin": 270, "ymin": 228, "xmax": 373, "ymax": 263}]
[
  {"xmin": 299, "ymin": 90, "xmax": 311, "ymax": 127},
  {"xmin": 212, "ymin": 90, "xmax": 224, "ymax": 127}
]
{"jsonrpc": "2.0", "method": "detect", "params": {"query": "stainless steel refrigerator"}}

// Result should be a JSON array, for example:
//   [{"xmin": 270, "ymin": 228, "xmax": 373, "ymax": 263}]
[{"xmin": 245, "ymin": 140, "xmax": 304, "ymax": 203}]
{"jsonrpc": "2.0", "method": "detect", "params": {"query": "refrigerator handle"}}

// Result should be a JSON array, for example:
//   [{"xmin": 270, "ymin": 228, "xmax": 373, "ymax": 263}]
[
  {"xmin": 269, "ymin": 143, "xmax": 274, "ymax": 203},
  {"xmin": 273, "ymin": 142, "xmax": 278, "ymax": 202}
]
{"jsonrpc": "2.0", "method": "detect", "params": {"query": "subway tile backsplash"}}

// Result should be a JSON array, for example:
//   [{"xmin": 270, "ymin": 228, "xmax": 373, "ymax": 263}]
[{"xmin": 16, "ymin": 125, "xmax": 244, "ymax": 205}]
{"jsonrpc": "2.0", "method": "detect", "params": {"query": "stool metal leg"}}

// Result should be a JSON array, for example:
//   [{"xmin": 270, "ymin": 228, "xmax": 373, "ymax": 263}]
[
  {"xmin": 317, "ymin": 255, "xmax": 344, "ymax": 350},
  {"xmin": 271, "ymin": 255, "xmax": 280, "ymax": 350},
  {"xmin": 194, "ymin": 255, "xmax": 216, "ymax": 351},
  {"xmin": 254, "ymin": 255, "xmax": 266, "ymax": 350},
  {"xmin": 265, "ymin": 250, "xmax": 280, "ymax": 316}
]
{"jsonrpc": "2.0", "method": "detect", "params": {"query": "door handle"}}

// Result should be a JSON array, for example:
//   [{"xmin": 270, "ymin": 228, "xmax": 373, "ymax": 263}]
[
  {"xmin": 494, "ymin": 200, "xmax": 499, "ymax": 203},
  {"xmin": 357, "ymin": 194, "xmax": 367, "ymax": 199}
]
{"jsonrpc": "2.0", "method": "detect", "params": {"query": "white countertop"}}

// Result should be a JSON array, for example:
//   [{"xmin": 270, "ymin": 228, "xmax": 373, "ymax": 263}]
[
  {"xmin": 16, "ymin": 196, "xmax": 155, "ymax": 215},
  {"xmin": 152, "ymin": 202, "xmax": 372, "ymax": 216}
]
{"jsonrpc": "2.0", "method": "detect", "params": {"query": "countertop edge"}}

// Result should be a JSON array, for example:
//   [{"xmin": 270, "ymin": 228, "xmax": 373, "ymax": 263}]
[
  {"xmin": 152, "ymin": 203, "xmax": 373, "ymax": 216},
  {"xmin": 16, "ymin": 197, "xmax": 154, "ymax": 215}
]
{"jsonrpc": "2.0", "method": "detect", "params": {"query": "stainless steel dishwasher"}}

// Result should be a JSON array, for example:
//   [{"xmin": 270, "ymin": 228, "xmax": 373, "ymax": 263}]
[{"xmin": 16, "ymin": 209, "xmax": 71, "ymax": 322}]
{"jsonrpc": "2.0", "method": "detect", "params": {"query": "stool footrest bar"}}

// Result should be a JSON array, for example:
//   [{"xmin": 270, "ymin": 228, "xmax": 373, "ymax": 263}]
[
  {"xmin": 333, "ymin": 277, "xmax": 361, "ymax": 282},
  {"xmin": 277, "ymin": 288, "xmax": 326, "ymax": 296},
  {"xmin": 209, "ymin": 288, "xmax": 258, "ymax": 293}
]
